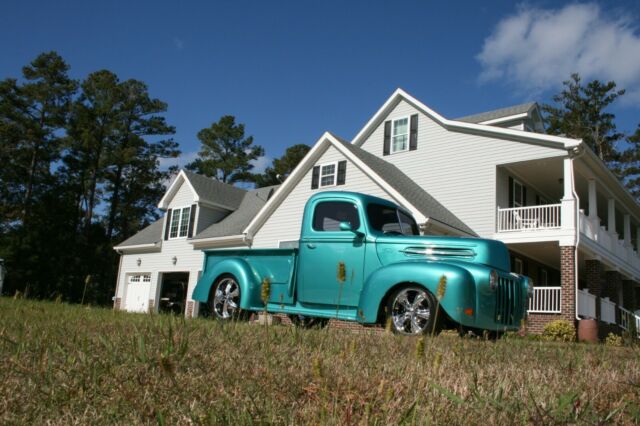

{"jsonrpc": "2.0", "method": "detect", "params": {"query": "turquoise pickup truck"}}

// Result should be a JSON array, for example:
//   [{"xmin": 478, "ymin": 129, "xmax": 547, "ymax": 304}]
[{"xmin": 193, "ymin": 191, "xmax": 531, "ymax": 335}]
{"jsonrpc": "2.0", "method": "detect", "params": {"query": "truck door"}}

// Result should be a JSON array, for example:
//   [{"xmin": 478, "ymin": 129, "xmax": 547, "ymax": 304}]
[{"xmin": 298, "ymin": 199, "xmax": 366, "ymax": 307}]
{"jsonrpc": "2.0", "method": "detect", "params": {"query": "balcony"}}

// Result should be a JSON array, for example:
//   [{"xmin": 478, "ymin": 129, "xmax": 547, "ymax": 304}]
[{"xmin": 497, "ymin": 204, "xmax": 561, "ymax": 232}]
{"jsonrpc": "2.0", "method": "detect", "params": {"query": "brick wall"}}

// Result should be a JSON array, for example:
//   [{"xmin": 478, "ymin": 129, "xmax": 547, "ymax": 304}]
[
  {"xmin": 585, "ymin": 259, "xmax": 603, "ymax": 320},
  {"xmin": 148, "ymin": 299, "xmax": 155, "ymax": 314},
  {"xmin": 186, "ymin": 301, "xmax": 195, "ymax": 318},
  {"xmin": 622, "ymin": 280, "xmax": 635, "ymax": 310},
  {"xmin": 113, "ymin": 297, "xmax": 121, "ymax": 310}
]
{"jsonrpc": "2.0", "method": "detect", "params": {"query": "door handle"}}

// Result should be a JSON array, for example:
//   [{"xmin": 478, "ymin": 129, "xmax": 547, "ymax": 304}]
[{"xmin": 306, "ymin": 243, "xmax": 316, "ymax": 249}]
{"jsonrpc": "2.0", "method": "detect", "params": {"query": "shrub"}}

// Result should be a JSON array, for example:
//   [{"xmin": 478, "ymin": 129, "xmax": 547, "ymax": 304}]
[
  {"xmin": 605, "ymin": 333, "xmax": 623, "ymax": 347},
  {"xmin": 542, "ymin": 320, "xmax": 576, "ymax": 342}
]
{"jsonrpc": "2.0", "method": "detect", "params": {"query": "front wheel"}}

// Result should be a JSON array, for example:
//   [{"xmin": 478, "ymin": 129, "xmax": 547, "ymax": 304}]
[
  {"xmin": 386, "ymin": 286, "xmax": 439, "ymax": 335},
  {"xmin": 208, "ymin": 275, "xmax": 246, "ymax": 320}
]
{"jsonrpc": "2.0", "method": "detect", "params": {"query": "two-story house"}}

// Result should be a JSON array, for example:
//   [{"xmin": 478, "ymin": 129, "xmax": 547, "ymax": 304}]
[{"xmin": 115, "ymin": 89, "xmax": 640, "ymax": 334}]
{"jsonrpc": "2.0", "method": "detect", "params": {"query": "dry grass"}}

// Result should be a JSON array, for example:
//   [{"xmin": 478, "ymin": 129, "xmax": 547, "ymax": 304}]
[{"xmin": 0, "ymin": 298, "xmax": 639, "ymax": 425}]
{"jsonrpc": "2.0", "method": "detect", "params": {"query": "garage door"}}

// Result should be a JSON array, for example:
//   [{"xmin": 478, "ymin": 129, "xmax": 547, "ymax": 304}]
[{"xmin": 125, "ymin": 274, "xmax": 151, "ymax": 312}]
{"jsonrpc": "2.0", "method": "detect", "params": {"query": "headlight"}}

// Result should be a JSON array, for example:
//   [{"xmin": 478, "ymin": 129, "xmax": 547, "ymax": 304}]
[
  {"xmin": 527, "ymin": 278, "xmax": 534, "ymax": 298},
  {"xmin": 489, "ymin": 270, "xmax": 499, "ymax": 291}
]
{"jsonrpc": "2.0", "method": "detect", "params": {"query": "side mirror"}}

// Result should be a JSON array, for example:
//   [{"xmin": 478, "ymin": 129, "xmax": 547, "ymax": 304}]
[{"xmin": 339, "ymin": 221, "xmax": 353, "ymax": 231}]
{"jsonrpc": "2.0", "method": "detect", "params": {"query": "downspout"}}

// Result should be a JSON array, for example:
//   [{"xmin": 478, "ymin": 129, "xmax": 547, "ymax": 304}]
[{"xmin": 568, "ymin": 145, "xmax": 585, "ymax": 321}]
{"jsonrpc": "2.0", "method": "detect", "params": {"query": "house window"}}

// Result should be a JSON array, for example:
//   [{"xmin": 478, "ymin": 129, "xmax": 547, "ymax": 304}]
[
  {"xmin": 391, "ymin": 117, "xmax": 409, "ymax": 153},
  {"xmin": 513, "ymin": 179, "xmax": 524, "ymax": 207},
  {"xmin": 169, "ymin": 206, "xmax": 192, "ymax": 239},
  {"xmin": 320, "ymin": 163, "xmax": 337, "ymax": 187},
  {"xmin": 129, "ymin": 274, "xmax": 150, "ymax": 283}
]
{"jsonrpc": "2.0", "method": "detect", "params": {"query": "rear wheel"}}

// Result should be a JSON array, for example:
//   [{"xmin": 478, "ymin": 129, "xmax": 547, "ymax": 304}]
[
  {"xmin": 208, "ymin": 275, "xmax": 246, "ymax": 320},
  {"xmin": 386, "ymin": 286, "xmax": 439, "ymax": 335}
]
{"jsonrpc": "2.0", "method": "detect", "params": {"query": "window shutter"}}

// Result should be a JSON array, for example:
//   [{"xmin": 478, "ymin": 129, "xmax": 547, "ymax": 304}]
[
  {"xmin": 522, "ymin": 186, "xmax": 527, "ymax": 207},
  {"xmin": 508, "ymin": 177, "xmax": 514, "ymax": 208},
  {"xmin": 510, "ymin": 254, "xmax": 515, "ymax": 272},
  {"xmin": 337, "ymin": 161, "xmax": 347, "ymax": 185},
  {"xmin": 188, "ymin": 204, "xmax": 197, "ymax": 237},
  {"xmin": 523, "ymin": 259, "xmax": 529, "ymax": 276},
  {"xmin": 383, "ymin": 120, "xmax": 391, "ymax": 155},
  {"xmin": 409, "ymin": 114, "xmax": 418, "ymax": 151},
  {"xmin": 535, "ymin": 194, "xmax": 540, "ymax": 205},
  {"xmin": 311, "ymin": 166, "xmax": 320, "ymax": 189},
  {"xmin": 164, "ymin": 209, "xmax": 172, "ymax": 240}
]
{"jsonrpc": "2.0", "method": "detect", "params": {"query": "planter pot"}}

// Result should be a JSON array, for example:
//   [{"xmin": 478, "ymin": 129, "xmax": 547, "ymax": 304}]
[{"xmin": 578, "ymin": 319, "xmax": 598, "ymax": 343}]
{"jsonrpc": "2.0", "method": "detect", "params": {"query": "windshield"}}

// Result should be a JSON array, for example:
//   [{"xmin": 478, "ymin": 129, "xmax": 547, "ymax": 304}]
[{"xmin": 366, "ymin": 203, "xmax": 420, "ymax": 236}]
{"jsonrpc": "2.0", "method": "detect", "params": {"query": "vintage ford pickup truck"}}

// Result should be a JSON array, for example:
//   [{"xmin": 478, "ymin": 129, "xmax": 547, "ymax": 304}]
[{"xmin": 193, "ymin": 191, "xmax": 531, "ymax": 335}]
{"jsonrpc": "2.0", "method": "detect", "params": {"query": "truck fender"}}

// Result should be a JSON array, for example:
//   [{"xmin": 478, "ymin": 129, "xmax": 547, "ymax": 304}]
[
  {"xmin": 191, "ymin": 258, "xmax": 263, "ymax": 310},
  {"xmin": 357, "ymin": 261, "xmax": 476, "ymax": 325}
]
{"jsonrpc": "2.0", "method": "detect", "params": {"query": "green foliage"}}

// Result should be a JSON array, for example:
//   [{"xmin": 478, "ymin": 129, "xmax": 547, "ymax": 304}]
[
  {"xmin": 605, "ymin": 333, "xmax": 623, "ymax": 347},
  {"xmin": 542, "ymin": 320, "xmax": 576, "ymax": 342},
  {"xmin": 186, "ymin": 115, "xmax": 264, "ymax": 183},
  {"xmin": 1, "ymin": 298, "xmax": 639, "ymax": 424},
  {"xmin": 0, "ymin": 52, "xmax": 178, "ymax": 304},
  {"xmin": 253, "ymin": 143, "xmax": 310, "ymax": 187},
  {"xmin": 543, "ymin": 73, "xmax": 625, "ymax": 163}
]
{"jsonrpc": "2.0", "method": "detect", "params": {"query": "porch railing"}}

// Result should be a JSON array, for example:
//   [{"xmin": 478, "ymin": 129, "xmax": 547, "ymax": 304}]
[
  {"xmin": 497, "ymin": 204, "xmax": 562, "ymax": 232},
  {"xmin": 619, "ymin": 307, "xmax": 640, "ymax": 336},
  {"xmin": 600, "ymin": 297, "xmax": 616, "ymax": 324},
  {"xmin": 528, "ymin": 287, "xmax": 561, "ymax": 313},
  {"xmin": 577, "ymin": 288, "xmax": 597, "ymax": 319}
]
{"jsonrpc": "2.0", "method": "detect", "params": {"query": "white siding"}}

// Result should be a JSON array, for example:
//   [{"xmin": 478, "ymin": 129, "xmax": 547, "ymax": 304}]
[
  {"xmin": 168, "ymin": 181, "xmax": 196, "ymax": 209},
  {"xmin": 197, "ymin": 206, "xmax": 228, "ymax": 234},
  {"xmin": 251, "ymin": 145, "xmax": 425, "ymax": 248},
  {"xmin": 359, "ymin": 100, "xmax": 566, "ymax": 237}
]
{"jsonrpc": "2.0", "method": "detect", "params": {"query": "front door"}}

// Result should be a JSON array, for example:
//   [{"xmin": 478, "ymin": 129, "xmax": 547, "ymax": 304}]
[{"xmin": 298, "ymin": 199, "xmax": 366, "ymax": 307}]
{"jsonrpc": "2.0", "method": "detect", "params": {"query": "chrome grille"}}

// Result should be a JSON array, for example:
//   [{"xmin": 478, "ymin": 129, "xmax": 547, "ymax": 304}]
[{"xmin": 495, "ymin": 276, "xmax": 523, "ymax": 326}]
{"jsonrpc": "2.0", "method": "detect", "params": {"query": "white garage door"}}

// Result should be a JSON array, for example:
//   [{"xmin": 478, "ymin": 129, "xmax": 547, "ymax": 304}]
[{"xmin": 125, "ymin": 274, "xmax": 151, "ymax": 312}]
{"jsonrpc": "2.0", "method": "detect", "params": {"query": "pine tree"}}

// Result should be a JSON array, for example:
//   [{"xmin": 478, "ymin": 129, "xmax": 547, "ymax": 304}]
[{"xmin": 253, "ymin": 143, "xmax": 310, "ymax": 187}]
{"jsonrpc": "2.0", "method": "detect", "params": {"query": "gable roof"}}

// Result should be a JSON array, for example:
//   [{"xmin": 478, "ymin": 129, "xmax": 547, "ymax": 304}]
[
  {"xmin": 351, "ymin": 88, "xmax": 580, "ymax": 150},
  {"xmin": 158, "ymin": 169, "xmax": 247, "ymax": 210},
  {"xmin": 114, "ymin": 218, "xmax": 164, "ymax": 250},
  {"xmin": 244, "ymin": 132, "xmax": 476, "ymax": 239},
  {"xmin": 192, "ymin": 185, "xmax": 278, "ymax": 241},
  {"xmin": 455, "ymin": 102, "xmax": 537, "ymax": 124}
]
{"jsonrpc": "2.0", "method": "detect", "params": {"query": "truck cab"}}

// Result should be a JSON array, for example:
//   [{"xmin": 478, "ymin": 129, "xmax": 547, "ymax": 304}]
[{"xmin": 193, "ymin": 191, "xmax": 531, "ymax": 334}]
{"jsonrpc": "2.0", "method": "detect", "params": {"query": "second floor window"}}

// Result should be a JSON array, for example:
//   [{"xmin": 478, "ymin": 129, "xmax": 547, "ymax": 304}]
[
  {"xmin": 169, "ymin": 206, "xmax": 192, "ymax": 238},
  {"xmin": 320, "ymin": 163, "xmax": 336, "ymax": 187},
  {"xmin": 392, "ymin": 117, "xmax": 409, "ymax": 153}
]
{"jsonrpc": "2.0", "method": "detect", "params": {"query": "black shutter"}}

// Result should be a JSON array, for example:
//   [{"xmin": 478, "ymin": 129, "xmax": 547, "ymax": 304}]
[
  {"xmin": 164, "ymin": 209, "xmax": 172, "ymax": 240},
  {"xmin": 510, "ymin": 254, "xmax": 515, "ymax": 272},
  {"xmin": 383, "ymin": 120, "xmax": 391, "ymax": 155},
  {"xmin": 522, "ymin": 186, "xmax": 527, "ymax": 207},
  {"xmin": 535, "ymin": 195, "xmax": 540, "ymax": 205},
  {"xmin": 523, "ymin": 259, "xmax": 529, "ymax": 276},
  {"xmin": 311, "ymin": 166, "xmax": 320, "ymax": 189},
  {"xmin": 409, "ymin": 114, "xmax": 418, "ymax": 151},
  {"xmin": 188, "ymin": 204, "xmax": 197, "ymax": 237},
  {"xmin": 337, "ymin": 161, "xmax": 347, "ymax": 185},
  {"xmin": 508, "ymin": 177, "xmax": 514, "ymax": 208}
]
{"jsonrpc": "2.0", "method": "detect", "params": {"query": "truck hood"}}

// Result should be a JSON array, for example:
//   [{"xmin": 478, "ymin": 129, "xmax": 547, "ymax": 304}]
[{"xmin": 374, "ymin": 235, "xmax": 510, "ymax": 272}]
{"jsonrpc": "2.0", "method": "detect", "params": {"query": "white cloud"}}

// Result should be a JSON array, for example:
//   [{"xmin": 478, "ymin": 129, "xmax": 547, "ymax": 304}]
[
  {"xmin": 250, "ymin": 155, "xmax": 272, "ymax": 174},
  {"xmin": 477, "ymin": 3, "xmax": 640, "ymax": 101},
  {"xmin": 158, "ymin": 150, "xmax": 199, "ymax": 170}
]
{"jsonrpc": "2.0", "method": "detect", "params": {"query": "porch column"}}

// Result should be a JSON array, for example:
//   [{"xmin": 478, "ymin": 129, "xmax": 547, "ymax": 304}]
[
  {"xmin": 560, "ymin": 246, "xmax": 576, "ymax": 323},
  {"xmin": 604, "ymin": 271, "xmax": 622, "ymax": 323},
  {"xmin": 561, "ymin": 158, "xmax": 576, "ymax": 231},
  {"xmin": 622, "ymin": 280, "xmax": 635, "ymax": 311},
  {"xmin": 608, "ymin": 199, "xmax": 617, "ymax": 237},
  {"xmin": 585, "ymin": 259, "xmax": 603, "ymax": 320},
  {"xmin": 588, "ymin": 179, "xmax": 598, "ymax": 218},
  {"xmin": 624, "ymin": 215, "xmax": 632, "ymax": 247}
]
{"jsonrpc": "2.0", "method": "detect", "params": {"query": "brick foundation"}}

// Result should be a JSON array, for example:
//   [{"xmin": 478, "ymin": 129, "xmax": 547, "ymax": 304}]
[
  {"xmin": 622, "ymin": 280, "xmax": 635, "ymax": 310},
  {"xmin": 148, "ymin": 299, "xmax": 155, "ymax": 314},
  {"xmin": 186, "ymin": 301, "xmax": 195, "ymax": 318},
  {"xmin": 604, "ymin": 271, "xmax": 622, "ymax": 323},
  {"xmin": 585, "ymin": 259, "xmax": 603, "ymax": 320},
  {"xmin": 113, "ymin": 297, "xmax": 122, "ymax": 310}
]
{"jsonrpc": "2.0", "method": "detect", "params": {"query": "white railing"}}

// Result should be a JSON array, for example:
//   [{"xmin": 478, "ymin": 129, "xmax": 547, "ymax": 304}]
[
  {"xmin": 497, "ymin": 204, "xmax": 562, "ymax": 232},
  {"xmin": 528, "ymin": 287, "xmax": 562, "ymax": 313},
  {"xmin": 577, "ymin": 288, "xmax": 597, "ymax": 319},
  {"xmin": 600, "ymin": 297, "xmax": 616, "ymax": 324},
  {"xmin": 619, "ymin": 307, "xmax": 640, "ymax": 336}
]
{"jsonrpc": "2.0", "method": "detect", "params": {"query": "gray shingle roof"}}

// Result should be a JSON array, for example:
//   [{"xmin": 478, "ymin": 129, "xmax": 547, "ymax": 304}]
[
  {"xmin": 330, "ymin": 134, "xmax": 476, "ymax": 236},
  {"xmin": 116, "ymin": 218, "xmax": 164, "ymax": 248},
  {"xmin": 183, "ymin": 170, "xmax": 247, "ymax": 209},
  {"xmin": 455, "ymin": 102, "xmax": 537, "ymax": 124},
  {"xmin": 193, "ymin": 185, "xmax": 278, "ymax": 240}
]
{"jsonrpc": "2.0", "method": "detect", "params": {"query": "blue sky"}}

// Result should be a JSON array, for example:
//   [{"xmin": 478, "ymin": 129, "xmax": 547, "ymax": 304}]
[{"xmin": 2, "ymin": 0, "xmax": 640, "ymax": 172}]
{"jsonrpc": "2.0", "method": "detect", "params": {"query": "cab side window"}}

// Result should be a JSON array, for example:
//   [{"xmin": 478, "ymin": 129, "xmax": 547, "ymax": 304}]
[{"xmin": 312, "ymin": 201, "xmax": 360, "ymax": 232}]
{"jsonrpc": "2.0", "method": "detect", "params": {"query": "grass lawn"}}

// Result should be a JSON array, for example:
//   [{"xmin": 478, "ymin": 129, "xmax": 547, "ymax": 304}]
[{"xmin": 0, "ymin": 298, "xmax": 639, "ymax": 425}]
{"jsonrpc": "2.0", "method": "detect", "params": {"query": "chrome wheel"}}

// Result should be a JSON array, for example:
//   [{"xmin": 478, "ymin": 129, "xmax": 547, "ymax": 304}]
[
  {"xmin": 388, "ymin": 287, "xmax": 435, "ymax": 335},
  {"xmin": 211, "ymin": 276, "xmax": 241, "ymax": 320}
]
